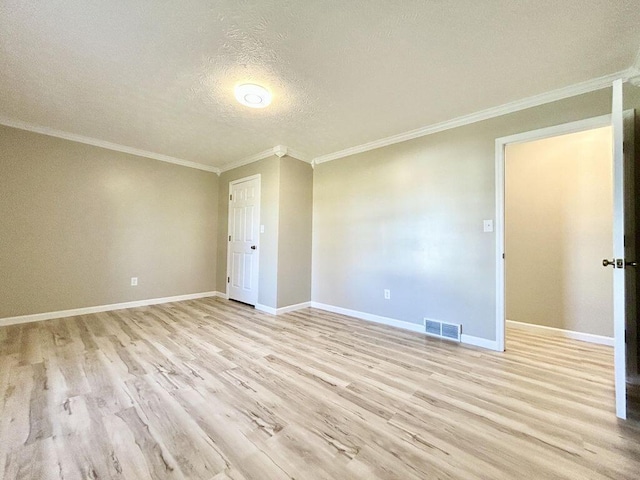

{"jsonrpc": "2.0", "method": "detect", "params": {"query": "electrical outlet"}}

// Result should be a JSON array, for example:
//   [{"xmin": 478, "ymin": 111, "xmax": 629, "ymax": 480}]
[
  {"xmin": 384, "ymin": 289, "xmax": 391, "ymax": 300},
  {"xmin": 483, "ymin": 219, "xmax": 494, "ymax": 232},
  {"xmin": 131, "ymin": 277, "xmax": 138, "ymax": 286}
]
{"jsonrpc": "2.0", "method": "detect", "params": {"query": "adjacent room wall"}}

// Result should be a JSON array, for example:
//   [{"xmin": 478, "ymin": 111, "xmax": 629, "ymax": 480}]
[
  {"xmin": 312, "ymin": 85, "xmax": 640, "ymax": 342},
  {"xmin": 217, "ymin": 156, "xmax": 281, "ymax": 308},
  {"xmin": 0, "ymin": 125, "xmax": 219, "ymax": 319},
  {"xmin": 277, "ymin": 157, "xmax": 313, "ymax": 308},
  {"xmin": 505, "ymin": 127, "xmax": 613, "ymax": 337}
]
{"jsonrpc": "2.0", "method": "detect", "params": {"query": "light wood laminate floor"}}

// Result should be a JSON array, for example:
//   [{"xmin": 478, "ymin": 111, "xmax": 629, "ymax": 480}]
[{"xmin": 1, "ymin": 298, "xmax": 639, "ymax": 479}]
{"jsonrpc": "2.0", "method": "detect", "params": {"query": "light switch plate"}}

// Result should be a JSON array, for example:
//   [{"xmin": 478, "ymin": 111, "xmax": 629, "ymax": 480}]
[
  {"xmin": 483, "ymin": 220, "xmax": 494, "ymax": 233},
  {"xmin": 260, "ymin": 225, "xmax": 265, "ymax": 233}
]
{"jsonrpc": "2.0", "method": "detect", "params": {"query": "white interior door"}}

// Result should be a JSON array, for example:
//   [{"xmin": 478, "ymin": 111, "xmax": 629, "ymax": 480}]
[
  {"xmin": 227, "ymin": 176, "xmax": 260, "ymax": 306},
  {"xmin": 610, "ymin": 79, "xmax": 637, "ymax": 420}
]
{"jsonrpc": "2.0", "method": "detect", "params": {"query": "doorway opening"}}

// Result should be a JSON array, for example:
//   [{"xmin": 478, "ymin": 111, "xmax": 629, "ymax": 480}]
[
  {"xmin": 495, "ymin": 117, "xmax": 618, "ymax": 415},
  {"xmin": 495, "ymin": 114, "xmax": 613, "ymax": 351},
  {"xmin": 493, "ymin": 114, "xmax": 621, "ymax": 406},
  {"xmin": 495, "ymin": 104, "xmax": 639, "ymax": 421}
]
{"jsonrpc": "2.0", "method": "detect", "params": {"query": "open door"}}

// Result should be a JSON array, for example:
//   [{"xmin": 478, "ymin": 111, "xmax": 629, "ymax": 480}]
[{"xmin": 609, "ymin": 79, "xmax": 637, "ymax": 420}]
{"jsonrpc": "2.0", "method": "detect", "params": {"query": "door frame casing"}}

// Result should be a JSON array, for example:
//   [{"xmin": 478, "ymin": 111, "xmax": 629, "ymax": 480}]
[
  {"xmin": 494, "ymin": 113, "xmax": 613, "ymax": 352},
  {"xmin": 226, "ymin": 174, "xmax": 262, "ymax": 303}
]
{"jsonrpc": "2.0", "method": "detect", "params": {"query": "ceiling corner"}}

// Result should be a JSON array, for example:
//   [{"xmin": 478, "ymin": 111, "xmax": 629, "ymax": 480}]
[{"xmin": 286, "ymin": 148, "xmax": 312, "ymax": 164}]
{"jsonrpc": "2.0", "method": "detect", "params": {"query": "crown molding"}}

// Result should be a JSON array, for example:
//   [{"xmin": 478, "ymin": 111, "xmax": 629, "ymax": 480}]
[
  {"xmin": 0, "ymin": 116, "xmax": 220, "ymax": 174},
  {"xmin": 313, "ymin": 69, "xmax": 632, "ymax": 165},
  {"xmin": 219, "ymin": 145, "xmax": 312, "ymax": 173}
]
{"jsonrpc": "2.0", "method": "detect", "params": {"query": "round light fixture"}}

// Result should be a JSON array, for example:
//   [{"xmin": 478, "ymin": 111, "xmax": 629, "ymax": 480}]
[{"xmin": 234, "ymin": 84, "xmax": 272, "ymax": 108}]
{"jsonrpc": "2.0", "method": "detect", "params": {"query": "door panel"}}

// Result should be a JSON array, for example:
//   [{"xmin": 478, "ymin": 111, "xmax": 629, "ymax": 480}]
[
  {"xmin": 231, "ymin": 253, "xmax": 242, "ymax": 288},
  {"xmin": 245, "ymin": 206, "xmax": 256, "ymax": 242},
  {"xmin": 243, "ymin": 253, "xmax": 253, "ymax": 289},
  {"xmin": 228, "ymin": 177, "xmax": 260, "ymax": 305}
]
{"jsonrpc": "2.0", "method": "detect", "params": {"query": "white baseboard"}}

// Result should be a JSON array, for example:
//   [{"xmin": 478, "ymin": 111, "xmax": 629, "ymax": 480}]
[
  {"xmin": 276, "ymin": 302, "xmax": 311, "ymax": 314},
  {"xmin": 310, "ymin": 302, "xmax": 500, "ymax": 351},
  {"xmin": 255, "ymin": 301, "xmax": 311, "ymax": 315},
  {"xmin": 310, "ymin": 302, "xmax": 425, "ymax": 333},
  {"xmin": 214, "ymin": 291, "xmax": 229, "ymax": 300},
  {"xmin": 0, "ymin": 291, "xmax": 217, "ymax": 327},
  {"xmin": 506, "ymin": 320, "xmax": 614, "ymax": 346},
  {"xmin": 460, "ymin": 334, "xmax": 500, "ymax": 351},
  {"xmin": 255, "ymin": 303, "xmax": 277, "ymax": 315}
]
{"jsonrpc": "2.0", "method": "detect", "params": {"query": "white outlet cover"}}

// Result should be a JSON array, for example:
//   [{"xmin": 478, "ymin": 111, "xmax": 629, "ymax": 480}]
[
  {"xmin": 131, "ymin": 277, "xmax": 138, "ymax": 286},
  {"xmin": 483, "ymin": 220, "xmax": 494, "ymax": 232},
  {"xmin": 260, "ymin": 225, "xmax": 265, "ymax": 233}
]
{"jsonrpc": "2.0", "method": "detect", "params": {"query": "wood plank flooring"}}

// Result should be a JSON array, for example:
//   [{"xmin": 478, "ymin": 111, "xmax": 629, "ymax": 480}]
[{"xmin": 1, "ymin": 298, "xmax": 639, "ymax": 479}]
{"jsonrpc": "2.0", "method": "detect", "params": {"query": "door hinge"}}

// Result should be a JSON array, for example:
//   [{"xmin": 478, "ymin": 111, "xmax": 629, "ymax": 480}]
[
  {"xmin": 227, "ymin": 277, "xmax": 230, "ymax": 283},
  {"xmin": 228, "ymin": 235, "xmax": 231, "ymax": 242},
  {"xmin": 502, "ymin": 253, "xmax": 505, "ymax": 259},
  {"xmin": 230, "ymin": 194, "xmax": 233, "ymax": 201}
]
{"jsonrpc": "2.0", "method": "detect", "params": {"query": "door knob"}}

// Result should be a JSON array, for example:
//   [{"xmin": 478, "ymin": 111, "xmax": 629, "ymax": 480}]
[
  {"xmin": 251, "ymin": 245, "xmax": 257, "ymax": 250},
  {"xmin": 602, "ymin": 259, "xmax": 615, "ymax": 267},
  {"xmin": 626, "ymin": 261, "xmax": 637, "ymax": 267}
]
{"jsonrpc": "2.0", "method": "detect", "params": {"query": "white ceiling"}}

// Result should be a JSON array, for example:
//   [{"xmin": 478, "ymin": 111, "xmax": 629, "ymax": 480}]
[{"xmin": 1, "ymin": 0, "xmax": 640, "ymax": 170}]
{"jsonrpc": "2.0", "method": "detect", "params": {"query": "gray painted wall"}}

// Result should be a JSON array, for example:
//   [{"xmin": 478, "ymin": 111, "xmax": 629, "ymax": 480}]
[
  {"xmin": 313, "ymin": 85, "xmax": 640, "ymax": 341},
  {"xmin": 505, "ymin": 127, "xmax": 613, "ymax": 337},
  {"xmin": 277, "ymin": 157, "xmax": 313, "ymax": 308},
  {"xmin": 0, "ymin": 126, "xmax": 218, "ymax": 318}
]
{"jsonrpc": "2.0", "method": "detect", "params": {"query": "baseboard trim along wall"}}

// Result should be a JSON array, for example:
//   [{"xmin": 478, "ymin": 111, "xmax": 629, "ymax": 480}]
[
  {"xmin": 459, "ymin": 334, "xmax": 500, "ymax": 350},
  {"xmin": 506, "ymin": 320, "xmax": 614, "ymax": 346},
  {"xmin": 255, "ymin": 302, "xmax": 311, "ymax": 315},
  {"xmin": 255, "ymin": 304, "xmax": 277, "ymax": 315},
  {"xmin": 0, "ymin": 291, "xmax": 218, "ymax": 327},
  {"xmin": 310, "ymin": 301, "xmax": 500, "ymax": 351},
  {"xmin": 276, "ymin": 302, "xmax": 312, "ymax": 314},
  {"xmin": 214, "ymin": 291, "xmax": 229, "ymax": 300}
]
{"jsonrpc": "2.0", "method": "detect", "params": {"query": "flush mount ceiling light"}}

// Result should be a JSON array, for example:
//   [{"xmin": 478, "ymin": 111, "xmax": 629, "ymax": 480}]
[{"xmin": 234, "ymin": 84, "xmax": 272, "ymax": 108}]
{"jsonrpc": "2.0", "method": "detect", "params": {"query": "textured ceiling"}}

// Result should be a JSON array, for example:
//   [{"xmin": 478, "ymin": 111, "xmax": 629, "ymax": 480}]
[{"xmin": 1, "ymin": 0, "xmax": 640, "ymax": 169}]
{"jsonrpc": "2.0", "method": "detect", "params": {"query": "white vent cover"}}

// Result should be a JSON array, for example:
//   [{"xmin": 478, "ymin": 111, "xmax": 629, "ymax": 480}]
[{"xmin": 423, "ymin": 318, "xmax": 461, "ymax": 342}]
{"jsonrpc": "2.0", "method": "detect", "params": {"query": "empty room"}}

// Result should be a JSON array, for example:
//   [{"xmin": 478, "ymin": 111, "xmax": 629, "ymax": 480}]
[{"xmin": 2, "ymin": 1, "xmax": 640, "ymax": 479}]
